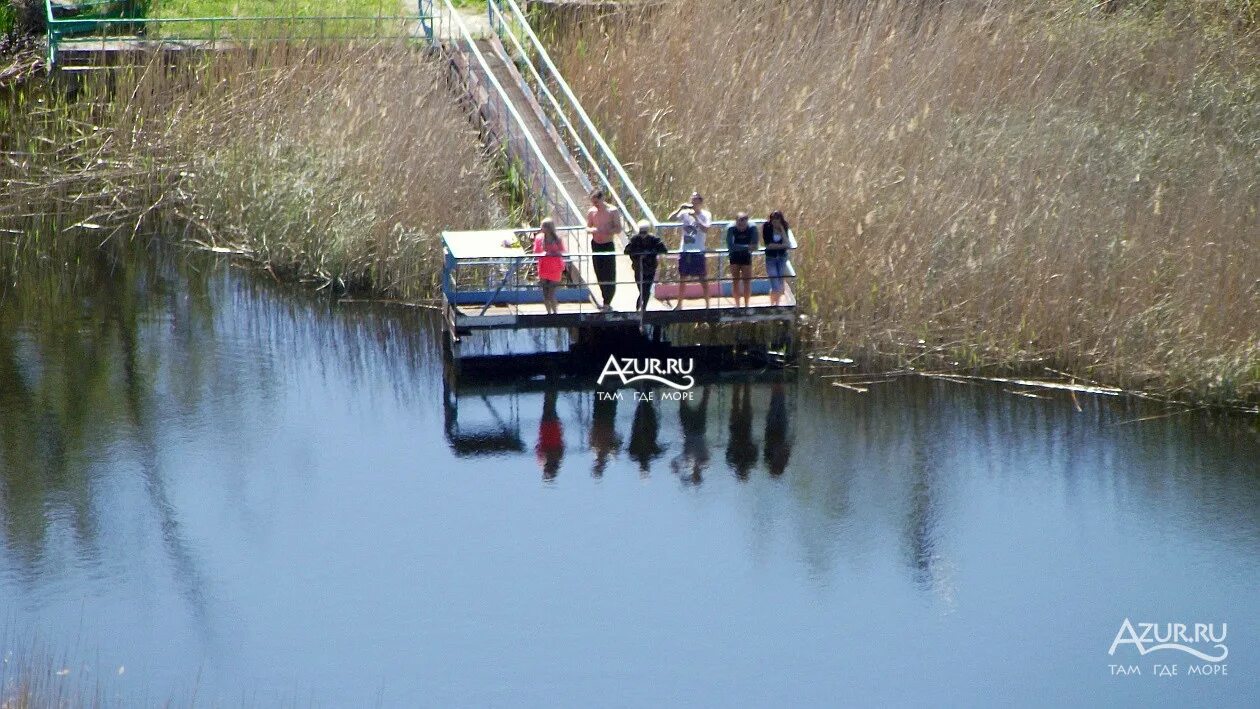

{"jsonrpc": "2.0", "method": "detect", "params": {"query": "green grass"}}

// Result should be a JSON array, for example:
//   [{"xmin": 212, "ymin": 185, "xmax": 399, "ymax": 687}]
[
  {"xmin": 0, "ymin": 2, "xmax": 17, "ymax": 36},
  {"xmin": 151, "ymin": 0, "xmax": 407, "ymax": 17},
  {"xmin": 48, "ymin": 0, "xmax": 456, "ymax": 41},
  {"xmin": 145, "ymin": 0, "xmax": 419, "ymax": 40}
]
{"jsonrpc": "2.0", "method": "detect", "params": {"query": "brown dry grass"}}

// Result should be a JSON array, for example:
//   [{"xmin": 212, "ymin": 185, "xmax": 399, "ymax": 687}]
[
  {"xmin": 556, "ymin": 0, "xmax": 1260, "ymax": 403},
  {"xmin": 2, "ymin": 42, "xmax": 501, "ymax": 299}
]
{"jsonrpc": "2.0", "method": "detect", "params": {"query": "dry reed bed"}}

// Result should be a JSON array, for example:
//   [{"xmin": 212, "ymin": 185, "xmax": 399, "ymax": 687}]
[
  {"xmin": 557, "ymin": 0, "xmax": 1259, "ymax": 404},
  {"xmin": 1, "ymin": 42, "xmax": 501, "ymax": 299}
]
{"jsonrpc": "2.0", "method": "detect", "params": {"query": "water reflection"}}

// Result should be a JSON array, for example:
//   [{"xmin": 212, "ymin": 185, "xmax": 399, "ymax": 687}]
[
  {"xmin": 764, "ymin": 381, "xmax": 791, "ymax": 476},
  {"xmin": 2, "ymin": 246, "xmax": 1259, "ymax": 706},
  {"xmin": 589, "ymin": 390, "xmax": 621, "ymax": 478},
  {"xmin": 536, "ymin": 388, "xmax": 565, "ymax": 480},
  {"xmin": 443, "ymin": 386, "xmax": 526, "ymax": 457},
  {"xmin": 905, "ymin": 423, "xmax": 946, "ymax": 598},
  {"xmin": 672, "ymin": 385, "xmax": 712, "ymax": 486},
  {"xmin": 726, "ymin": 382, "xmax": 759, "ymax": 481},
  {"xmin": 627, "ymin": 392, "xmax": 665, "ymax": 476},
  {"xmin": 445, "ymin": 376, "xmax": 797, "ymax": 485},
  {"xmin": 0, "ymin": 248, "xmax": 196, "ymax": 580}
]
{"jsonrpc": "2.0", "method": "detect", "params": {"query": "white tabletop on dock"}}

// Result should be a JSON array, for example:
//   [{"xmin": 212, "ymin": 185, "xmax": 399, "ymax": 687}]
[{"xmin": 443, "ymin": 230, "xmax": 528, "ymax": 260}]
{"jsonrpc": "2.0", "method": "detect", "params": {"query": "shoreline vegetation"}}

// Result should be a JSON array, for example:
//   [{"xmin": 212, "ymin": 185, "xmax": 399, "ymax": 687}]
[
  {"xmin": 553, "ymin": 0, "xmax": 1258, "ymax": 407},
  {"xmin": 1, "ymin": 42, "xmax": 503, "ymax": 299},
  {"xmin": 0, "ymin": 0, "xmax": 1257, "ymax": 408}
]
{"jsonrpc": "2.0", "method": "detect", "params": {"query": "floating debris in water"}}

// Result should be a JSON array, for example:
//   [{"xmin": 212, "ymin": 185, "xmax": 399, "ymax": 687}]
[
  {"xmin": 1005, "ymin": 388, "xmax": 1051, "ymax": 400},
  {"xmin": 810, "ymin": 355, "xmax": 855, "ymax": 365}
]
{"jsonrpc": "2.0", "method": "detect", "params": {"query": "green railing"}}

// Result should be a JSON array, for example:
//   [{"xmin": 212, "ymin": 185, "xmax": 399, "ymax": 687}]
[{"xmin": 45, "ymin": 0, "xmax": 432, "ymax": 67}]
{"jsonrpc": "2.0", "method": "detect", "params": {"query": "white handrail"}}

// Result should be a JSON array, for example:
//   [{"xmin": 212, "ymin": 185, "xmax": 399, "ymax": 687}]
[
  {"xmin": 497, "ymin": 222, "xmax": 798, "ymax": 252},
  {"xmin": 499, "ymin": 0, "xmax": 658, "ymax": 226},
  {"xmin": 441, "ymin": 0, "xmax": 585, "ymax": 226},
  {"xmin": 486, "ymin": 1, "xmax": 635, "ymax": 227}
]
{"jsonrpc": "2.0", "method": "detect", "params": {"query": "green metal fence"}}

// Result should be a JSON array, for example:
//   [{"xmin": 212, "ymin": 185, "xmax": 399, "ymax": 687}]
[{"xmin": 44, "ymin": 0, "xmax": 433, "ymax": 67}]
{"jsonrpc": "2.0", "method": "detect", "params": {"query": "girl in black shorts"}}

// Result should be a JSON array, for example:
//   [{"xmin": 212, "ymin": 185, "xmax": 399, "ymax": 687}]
[{"xmin": 725, "ymin": 212, "xmax": 758, "ymax": 307}]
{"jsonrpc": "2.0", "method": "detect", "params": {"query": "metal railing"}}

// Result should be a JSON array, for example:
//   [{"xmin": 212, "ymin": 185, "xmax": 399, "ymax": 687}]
[
  {"xmin": 443, "ymin": 222, "xmax": 797, "ymax": 319},
  {"xmin": 446, "ymin": 255, "xmax": 798, "ymax": 319},
  {"xmin": 435, "ymin": 0, "xmax": 585, "ymax": 231},
  {"xmin": 486, "ymin": 0, "xmax": 657, "ymax": 231},
  {"xmin": 44, "ymin": 0, "xmax": 429, "ymax": 67}
]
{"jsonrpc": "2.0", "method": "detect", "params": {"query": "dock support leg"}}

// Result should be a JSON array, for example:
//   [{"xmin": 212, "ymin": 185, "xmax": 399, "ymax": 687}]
[
  {"xmin": 442, "ymin": 306, "xmax": 463, "ymax": 366},
  {"xmin": 443, "ymin": 330, "xmax": 462, "ymax": 364}
]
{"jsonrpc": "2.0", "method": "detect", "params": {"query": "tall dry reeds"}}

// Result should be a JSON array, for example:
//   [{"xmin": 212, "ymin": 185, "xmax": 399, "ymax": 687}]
[
  {"xmin": 557, "ymin": 0, "xmax": 1260, "ymax": 403},
  {"xmin": 2, "ymin": 42, "xmax": 501, "ymax": 298}
]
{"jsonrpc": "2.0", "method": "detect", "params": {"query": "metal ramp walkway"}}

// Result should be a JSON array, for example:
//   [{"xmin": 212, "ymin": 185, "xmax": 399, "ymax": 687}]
[
  {"xmin": 431, "ymin": 0, "xmax": 798, "ymax": 344},
  {"xmin": 472, "ymin": 37, "xmax": 591, "ymax": 222}
]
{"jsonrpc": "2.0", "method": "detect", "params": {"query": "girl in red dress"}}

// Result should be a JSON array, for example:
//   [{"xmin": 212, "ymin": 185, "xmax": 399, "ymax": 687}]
[{"xmin": 532, "ymin": 217, "xmax": 566, "ymax": 314}]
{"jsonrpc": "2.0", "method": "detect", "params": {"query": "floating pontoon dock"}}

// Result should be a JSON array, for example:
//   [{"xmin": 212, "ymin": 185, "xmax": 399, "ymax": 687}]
[{"xmin": 441, "ymin": 224, "xmax": 797, "ymax": 334}]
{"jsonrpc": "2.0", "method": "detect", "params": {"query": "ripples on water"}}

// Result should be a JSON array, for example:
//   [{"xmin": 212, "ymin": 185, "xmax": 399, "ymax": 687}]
[{"xmin": 0, "ymin": 253, "xmax": 1257, "ymax": 706}]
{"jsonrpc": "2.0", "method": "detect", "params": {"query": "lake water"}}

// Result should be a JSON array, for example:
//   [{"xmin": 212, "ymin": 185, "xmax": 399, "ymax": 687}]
[{"xmin": 1, "ymin": 255, "xmax": 1257, "ymax": 706}]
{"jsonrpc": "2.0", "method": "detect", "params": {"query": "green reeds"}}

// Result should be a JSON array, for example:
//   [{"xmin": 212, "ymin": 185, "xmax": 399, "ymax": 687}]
[{"xmin": 1, "ymin": 42, "xmax": 503, "ymax": 300}]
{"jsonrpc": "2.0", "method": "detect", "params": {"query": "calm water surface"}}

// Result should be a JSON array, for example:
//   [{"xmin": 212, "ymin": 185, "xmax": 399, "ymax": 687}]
[{"xmin": 1, "ymin": 256, "xmax": 1257, "ymax": 706}]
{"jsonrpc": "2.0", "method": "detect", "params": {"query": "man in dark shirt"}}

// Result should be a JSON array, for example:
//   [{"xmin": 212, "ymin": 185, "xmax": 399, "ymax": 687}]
[{"xmin": 624, "ymin": 219, "xmax": 669, "ymax": 313}]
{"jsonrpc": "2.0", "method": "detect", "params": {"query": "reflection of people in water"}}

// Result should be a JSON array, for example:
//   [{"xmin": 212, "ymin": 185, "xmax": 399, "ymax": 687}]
[
  {"xmin": 590, "ymin": 391, "xmax": 622, "ymax": 477},
  {"xmin": 535, "ymin": 389, "xmax": 564, "ymax": 480},
  {"xmin": 763, "ymin": 380, "xmax": 792, "ymax": 476},
  {"xmin": 671, "ymin": 385, "xmax": 711, "ymax": 486},
  {"xmin": 725, "ymin": 382, "xmax": 758, "ymax": 480},
  {"xmin": 627, "ymin": 391, "xmax": 665, "ymax": 476}
]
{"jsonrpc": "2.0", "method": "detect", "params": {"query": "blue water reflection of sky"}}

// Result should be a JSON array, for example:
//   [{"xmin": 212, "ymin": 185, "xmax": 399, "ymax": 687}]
[{"xmin": 1, "ymin": 267, "xmax": 1257, "ymax": 706}]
